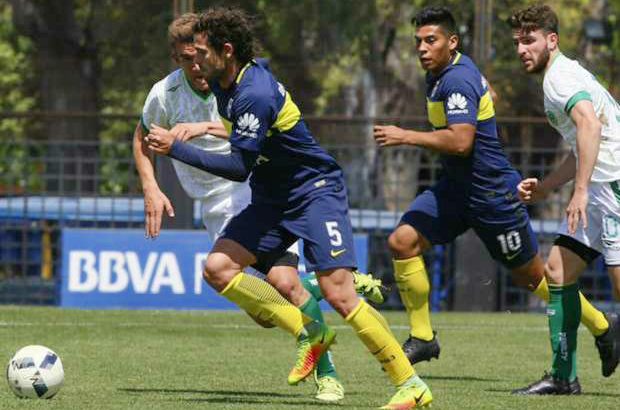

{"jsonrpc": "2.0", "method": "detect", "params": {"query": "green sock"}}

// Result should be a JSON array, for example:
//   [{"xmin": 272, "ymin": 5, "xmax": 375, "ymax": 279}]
[
  {"xmin": 299, "ymin": 294, "xmax": 337, "ymax": 379},
  {"xmin": 548, "ymin": 283, "xmax": 580, "ymax": 382},
  {"xmin": 301, "ymin": 273, "xmax": 324, "ymax": 302}
]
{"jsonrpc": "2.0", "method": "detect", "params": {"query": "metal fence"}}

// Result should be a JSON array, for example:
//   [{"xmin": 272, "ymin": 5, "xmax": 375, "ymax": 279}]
[{"xmin": 0, "ymin": 112, "xmax": 615, "ymax": 309}]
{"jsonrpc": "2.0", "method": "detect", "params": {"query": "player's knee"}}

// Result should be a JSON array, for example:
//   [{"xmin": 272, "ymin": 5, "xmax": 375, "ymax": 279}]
[
  {"xmin": 203, "ymin": 254, "xmax": 236, "ymax": 291},
  {"xmin": 510, "ymin": 271, "xmax": 539, "ymax": 291},
  {"xmin": 388, "ymin": 229, "xmax": 421, "ymax": 258},
  {"xmin": 510, "ymin": 258, "xmax": 544, "ymax": 291},
  {"xmin": 544, "ymin": 260, "xmax": 564, "ymax": 285}
]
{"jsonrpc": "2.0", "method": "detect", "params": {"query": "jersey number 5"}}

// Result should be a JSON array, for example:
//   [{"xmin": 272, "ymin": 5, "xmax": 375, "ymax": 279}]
[{"xmin": 325, "ymin": 221, "xmax": 343, "ymax": 247}]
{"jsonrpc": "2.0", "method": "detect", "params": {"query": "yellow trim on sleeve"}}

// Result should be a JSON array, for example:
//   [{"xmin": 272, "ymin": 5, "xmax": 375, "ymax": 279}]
[
  {"xmin": 273, "ymin": 92, "xmax": 301, "ymax": 132},
  {"xmin": 477, "ymin": 91, "xmax": 495, "ymax": 121}
]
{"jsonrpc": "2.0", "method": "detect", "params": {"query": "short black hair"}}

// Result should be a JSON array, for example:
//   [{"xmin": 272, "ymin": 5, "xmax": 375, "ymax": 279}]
[
  {"xmin": 194, "ymin": 7, "xmax": 256, "ymax": 65},
  {"xmin": 412, "ymin": 6, "xmax": 457, "ymax": 35},
  {"xmin": 508, "ymin": 4, "xmax": 559, "ymax": 35}
]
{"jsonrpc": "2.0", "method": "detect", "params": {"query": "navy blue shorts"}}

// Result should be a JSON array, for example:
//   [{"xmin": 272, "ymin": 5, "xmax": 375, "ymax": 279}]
[
  {"xmin": 222, "ymin": 185, "xmax": 357, "ymax": 273},
  {"xmin": 401, "ymin": 178, "xmax": 538, "ymax": 269}
]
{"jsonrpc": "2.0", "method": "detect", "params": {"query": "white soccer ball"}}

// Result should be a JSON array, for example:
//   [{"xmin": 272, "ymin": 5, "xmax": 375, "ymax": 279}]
[{"xmin": 6, "ymin": 345, "xmax": 64, "ymax": 399}]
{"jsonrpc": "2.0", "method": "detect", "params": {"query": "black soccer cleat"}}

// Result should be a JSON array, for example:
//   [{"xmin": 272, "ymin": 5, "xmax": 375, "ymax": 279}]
[
  {"xmin": 511, "ymin": 372, "xmax": 581, "ymax": 395},
  {"xmin": 402, "ymin": 331, "xmax": 440, "ymax": 364},
  {"xmin": 595, "ymin": 312, "xmax": 620, "ymax": 377}
]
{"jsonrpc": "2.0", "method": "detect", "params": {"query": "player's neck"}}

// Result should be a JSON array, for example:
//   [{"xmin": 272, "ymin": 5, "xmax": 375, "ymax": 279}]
[
  {"xmin": 544, "ymin": 49, "xmax": 561, "ymax": 73},
  {"xmin": 219, "ymin": 60, "xmax": 242, "ymax": 90},
  {"xmin": 430, "ymin": 51, "xmax": 458, "ymax": 77}
]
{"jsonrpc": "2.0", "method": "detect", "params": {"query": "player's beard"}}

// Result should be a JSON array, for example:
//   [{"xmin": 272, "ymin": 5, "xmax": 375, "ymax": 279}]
[{"xmin": 529, "ymin": 47, "xmax": 550, "ymax": 73}]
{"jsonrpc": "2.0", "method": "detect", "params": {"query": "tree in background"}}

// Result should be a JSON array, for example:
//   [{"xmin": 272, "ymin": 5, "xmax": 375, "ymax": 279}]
[
  {"xmin": 0, "ymin": 3, "xmax": 36, "ymax": 193},
  {"xmin": 2, "ymin": 0, "xmax": 618, "ymax": 199}
]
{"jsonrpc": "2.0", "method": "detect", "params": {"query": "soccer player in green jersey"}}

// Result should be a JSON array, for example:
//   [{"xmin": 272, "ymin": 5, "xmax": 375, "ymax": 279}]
[{"xmin": 510, "ymin": 4, "xmax": 620, "ymax": 394}]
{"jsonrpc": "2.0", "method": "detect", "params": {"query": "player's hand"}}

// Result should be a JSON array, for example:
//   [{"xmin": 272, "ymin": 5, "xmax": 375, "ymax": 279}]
[
  {"xmin": 373, "ymin": 125, "xmax": 410, "ymax": 147},
  {"xmin": 145, "ymin": 124, "xmax": 175, "ymax": 154},
  {"xmin": 170, "ymin": 123, "xmax": 204, "ymax": 142},
  {"xmin": 566, "ymin": 189, "xmax": 588, "ymax": 235},
  {"xmin": 143, "ymin": 188, "xmax": 174, "ymax": 238},
  {"xmin": 517, "ymin": 178, "xmax": 548, "ymax": 204}
]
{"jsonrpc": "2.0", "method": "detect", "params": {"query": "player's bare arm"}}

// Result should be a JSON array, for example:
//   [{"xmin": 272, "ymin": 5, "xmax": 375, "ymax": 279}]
[
  {"xmin": 373, "ymin": 123, "xmax": 475, "ymax": 156},
  {"xmin": 565, "ymin": 99, "xmax": 602, "ymax": 233},
  {"xmin": 132, "ymin": 122, "xmax": 175, "ymax": 238},
  {"xmin": 518, "ymin": 153, "xmax": 577, "ymax": 204},
  {"xmin": 169, "ymin": 121, "xmax": 229, "ymax": 141}
]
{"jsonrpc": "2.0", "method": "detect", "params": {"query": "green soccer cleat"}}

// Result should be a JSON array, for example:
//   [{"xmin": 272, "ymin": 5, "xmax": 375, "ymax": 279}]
[
  {"xmin": 381, "ymin": 377, "xmax": 433, "ymax": 409},
  {"xmin": 314, "ymin": 372, "xmax": 345, "ymax": 402},
  {"xmin": 353, "ymin": 271, "xmax": 387, "ymax": 304},
  {"xmin": 288, "ymin": 321, "xmax": 336, "ymax": 386}
]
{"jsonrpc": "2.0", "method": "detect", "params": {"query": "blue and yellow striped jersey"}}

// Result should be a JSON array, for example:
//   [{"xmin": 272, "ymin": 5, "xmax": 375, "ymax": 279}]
[
  {"xmin": 209, "ymin": 59, "xmax": 343, "ymax": 205},
  {"xmin": 425, "ymin": 52, "xmax": 520, "ymax": 207}
]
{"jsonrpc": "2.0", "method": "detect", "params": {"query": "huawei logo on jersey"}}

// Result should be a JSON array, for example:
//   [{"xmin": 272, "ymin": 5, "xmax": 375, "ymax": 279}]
[
  {"xmin": 237, "ymin": 112, "xmax": 260, "ymax": 138},
  {"xmin": 447, "ymin": 93, "xmax": 468, "ymax": 115}
]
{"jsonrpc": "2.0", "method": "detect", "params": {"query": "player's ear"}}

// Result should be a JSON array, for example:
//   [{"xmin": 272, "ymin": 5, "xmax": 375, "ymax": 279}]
[
  {"xmin": 448, "ymin": 34, "xmax": 459, "ymax": 52},
  {"xmin": 223, "ymin": 42, "xmax": 234, "ymax": 60},
  {"xmin": 547, "ymin": 32, "xmax": 559, "ymax": 51}
]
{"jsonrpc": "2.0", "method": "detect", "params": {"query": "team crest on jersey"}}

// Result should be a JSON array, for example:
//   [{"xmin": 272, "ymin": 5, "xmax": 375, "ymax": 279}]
[
  {"xmin": 430, "ymin": 80, "xmax": 441, "ymax": 99},
  {"xmin": 277, "ymin": 82, "xmax": 286, "ymax": 97},
  {"xmin": 237, "ymin": 113, "xmax": 260, "ymax": 138},
  {"xmin": 447, "ymin": 93, "xmax": 468, "ymax": 114}
]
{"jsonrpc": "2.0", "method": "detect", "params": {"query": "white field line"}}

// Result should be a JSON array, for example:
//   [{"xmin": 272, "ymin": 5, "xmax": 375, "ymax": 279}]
[{"xmin": 0, "ymin": 321, "xmax": 566, "ymax": 332}]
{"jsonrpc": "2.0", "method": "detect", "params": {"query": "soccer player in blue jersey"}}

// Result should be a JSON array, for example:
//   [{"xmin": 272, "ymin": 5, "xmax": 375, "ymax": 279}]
[
  {"xmin": 145, "ymin": 7, "xmax": 432, "ymax": 409},
  {"xmin": 373, "ymin": 6, "xmax": 619, "ymax": 380}
]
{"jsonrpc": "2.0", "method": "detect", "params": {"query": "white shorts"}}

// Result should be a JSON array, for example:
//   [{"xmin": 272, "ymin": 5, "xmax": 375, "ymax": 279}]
[
  {"xmin": 558, "ymin": 181, "xmax": 620, "ymax": 265},
  {"xmin": 200, "ymin": 181, "xmax": 251, "ymax": 242},
  {"xmin": 199, "ymin": 181, "xmax": 300, "ymax": 257}
]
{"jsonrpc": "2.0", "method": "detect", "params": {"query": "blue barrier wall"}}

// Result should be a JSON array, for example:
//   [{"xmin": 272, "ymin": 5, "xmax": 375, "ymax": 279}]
[{"xmin": 60, "ymin": 228, "xmax": 368, "ymax": 310}]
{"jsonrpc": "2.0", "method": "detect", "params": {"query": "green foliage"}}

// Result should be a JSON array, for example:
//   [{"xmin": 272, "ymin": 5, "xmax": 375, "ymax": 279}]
[
  {"xmin": 2, "ymin": 0, "xmax": 619, "ymax": 195},
  {"xmin": 0, "ymin": 3, "xmax": 38, "ymax": 193}
]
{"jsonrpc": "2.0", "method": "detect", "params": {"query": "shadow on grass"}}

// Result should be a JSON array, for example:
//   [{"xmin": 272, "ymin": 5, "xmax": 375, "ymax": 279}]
[
  {"xmin": 181, "ymin": 397, "xmax": 358, "ymax": 407},
  {"xmin": 486, "ymin": 388, "xmax": 620, "ymax": 398},
  {"xmin": 423, "ymin": 375, "xmax": 502, "ymax": 382},
  {"xmin": 119, "ymin": 388, "xmax": 300, "ymax": 397},
  {"xmin": 119, "ymin": 388, "xmax": 364, "ymax": 407}
]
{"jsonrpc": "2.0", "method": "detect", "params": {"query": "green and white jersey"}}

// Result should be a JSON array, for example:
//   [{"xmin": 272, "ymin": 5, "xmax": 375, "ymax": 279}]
[
  {"xmin": 141, "ymin": 69, "xmax": 233, "ymax": 199},
  {"xmin": 543, "ymin": 53, "xmax": 620, "ymax": 182}
]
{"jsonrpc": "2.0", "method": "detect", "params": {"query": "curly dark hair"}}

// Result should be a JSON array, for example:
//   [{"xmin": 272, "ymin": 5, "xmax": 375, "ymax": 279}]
[
  {"xmin": 194, "ymin": 7, "xmax": 256, "ymax": 65},
  {"xmin": 412, "ymin": 6, "xmax": 457, "ymax": 36},
  {"xmin": 508, "ymin": 4, "xmax": 559, "ymax": 35}
]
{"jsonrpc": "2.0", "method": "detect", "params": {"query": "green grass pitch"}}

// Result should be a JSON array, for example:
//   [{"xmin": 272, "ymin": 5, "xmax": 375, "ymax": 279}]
[{"xmin": 0, "ymin": 306, "xmax": 619, "ymax": 409}]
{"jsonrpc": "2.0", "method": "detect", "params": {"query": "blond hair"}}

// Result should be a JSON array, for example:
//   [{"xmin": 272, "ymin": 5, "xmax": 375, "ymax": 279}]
[{"xmin": 168, "ymin": 13, "xmax": 199, "ymax": 52}]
